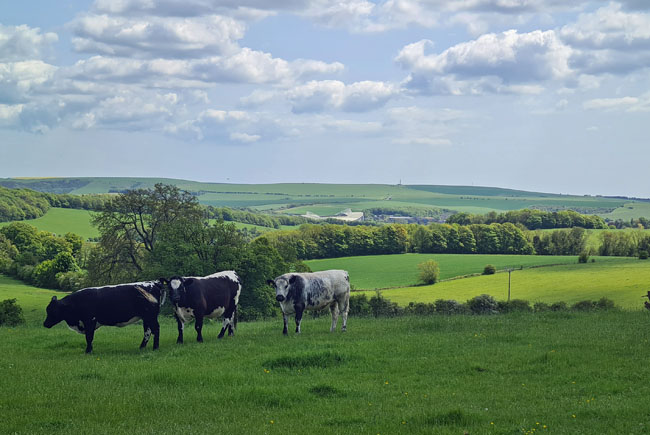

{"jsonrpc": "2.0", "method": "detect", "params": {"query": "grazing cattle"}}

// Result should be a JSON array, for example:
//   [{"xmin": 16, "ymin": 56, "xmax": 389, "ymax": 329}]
[
  {"xmin": 267, "ymin": 270, "xmax": 350, "ymax": 335},
  {"xmin": 644, "ymin": 291, "xmax": 650, "ymax": 310},
  {"xmin": 164, "ymin": 271, "xmax": 242, "ymax": 343},
  {"xmin": 43, "ymin": 280, "xmax": 165, "ymax": 353}
]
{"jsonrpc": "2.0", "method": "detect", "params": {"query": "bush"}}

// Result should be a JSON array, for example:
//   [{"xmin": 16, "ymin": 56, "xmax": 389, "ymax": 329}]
[
  {"xmin": 0, "ymin": 299, "xmax": 25, "ymax": 326},
  {"xmin": 417, "ymin": 260, "xmax": 440, "ymax": 285},
  {"xmin": 550, "ymin": 301, "xmax": 568, "ymax": 311},
  {"xmin": 595, "ymin": 297, "xmax": 616, "ymax": 310},
  {"xmin": 482, "ymin": 264, "xmax": 496, "ymax": 275},
  {"xmin": 349, "ymin": 294, "xmax": 372, "ymax": 317},
  {"xmin": 369, "ymin": 291, "xmax": 403, "ymax": 317},
  {"xmin": 578, "ymin": 252, "xmax": 589, "ymax": 263},
  {"xmin": 56, "ymin": 270, "xmax": 87, "ymax": 291},
  {"xmin": 571, "ymin": 300, "xmax": 595, "ymax": 311},
  {"xmin": 639, "ymin": 250, "xmax": 649, "ymax": 260},
  {"xmin": 434, "ymin": 299, "xmax": 468, "ymax": 315},
  {"xmin": 498, "ymin": 299, "xmax": 532, "ymax": 313},
  {"xmin": 533, "ymin": 302, "xmax": 551, "ymax": 312},
  {"xmin": 467, "ymin": 294, "xmax": 498, "ymax": 315},
  {"xmin": 405, "ymin": 302, "xmax": 436, "ymax": 316}
]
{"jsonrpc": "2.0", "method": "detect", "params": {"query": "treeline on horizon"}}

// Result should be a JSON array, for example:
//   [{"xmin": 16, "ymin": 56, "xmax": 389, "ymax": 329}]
[
  {"xmin": 0, "ymin": 186, "xmax": 110, "ymax": 222},
  {"xmin": 259, "ymin": 222, "xmax": 650, "ymax": 260}
]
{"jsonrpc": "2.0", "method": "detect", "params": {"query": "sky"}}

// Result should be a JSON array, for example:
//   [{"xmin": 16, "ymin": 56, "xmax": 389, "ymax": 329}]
[{"xmin": 1, "ymin": 1, "xmax": 649, "ymax": 197}]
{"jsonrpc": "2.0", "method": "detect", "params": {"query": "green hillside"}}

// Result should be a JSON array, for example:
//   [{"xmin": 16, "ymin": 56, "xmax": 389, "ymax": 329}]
[
  {"xmin": 0, "ymin": 208, "xmax": 99, "ymax": 240},
  {"xmin": 2, "ymin": 177, "xmax": 644, "ymax": 218},
  {"xmin": 359, "ymin": 260, "xmax": 650, "ymax": 309}
]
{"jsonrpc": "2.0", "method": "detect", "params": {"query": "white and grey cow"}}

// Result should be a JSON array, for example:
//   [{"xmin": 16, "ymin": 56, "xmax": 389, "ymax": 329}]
[{"xmin": 267, "ymin": 270, "xmax": 350, "ymax": 334}]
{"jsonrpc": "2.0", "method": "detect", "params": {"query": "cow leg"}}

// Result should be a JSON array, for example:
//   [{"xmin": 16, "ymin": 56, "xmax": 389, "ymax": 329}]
[
  {"xmin": 218, "ymin": 306, "xmax": 236, "ymax": 339},
  {"xmin": 295, "ymin": 304, "xmax": 305, "ymax": 334},
  {"xmin": 340, "ymin": 293, "xmax": 350, "ymax": 332},
  {"xmin": 195, "ymin": 315, "xmax": 204, "ymax": 342},
  {"xmin": 83, "ymin": 319, "xmax": 96, "ymax": 354},
  {"xmin": 175, "ymin": 315, "xmax": 184, "ymax": 344},
  {"xmin": 282, "ymin": 313, "xmax": 289, "ymax": 335},
  {"xmin": 151, "ymin": 318, "xmax": 160, "ymax": 350},
  {"xmin": 329, "ymin": 301, "xmax": 339, "ymax": 332},
  {"xmin": 140, "ymin": 321, "xmax": 152, "ymax": 349}
]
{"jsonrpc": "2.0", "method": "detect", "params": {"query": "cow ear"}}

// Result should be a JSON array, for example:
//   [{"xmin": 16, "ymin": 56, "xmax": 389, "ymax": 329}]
[
  {"xmin": 51, "ymin": 295, "xmax": 57, "ymax": 302},
  {"xmin": 289, "ymin": 275, "xmax": 297, "ymax": 284},
  {"xmin": 184, "ymin": 278, "xmax": 194, "ymax": 286},
  {"xmin": 266, "ymin": 279, "xmax": 275, "ymax": 287}
]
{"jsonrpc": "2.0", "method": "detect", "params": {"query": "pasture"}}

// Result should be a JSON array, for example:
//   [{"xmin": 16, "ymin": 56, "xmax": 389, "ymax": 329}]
[
  {"xmin": 2, "ymin": 302, "xmax": 650, "ymax": 434},
  {"xmin": 0, "ymin": 207, "xmax": 99, "ymax": 240},
  {"xmin": 3, "ymin": 177, "xmax": 644, "ymax": 219},
  {"xmin": 306, "ymin": 254, "xmax": 638, "ymax": 290},
  {"xmin": 359, "ymin": 260, "xmax": 650, "ymax": 310}
]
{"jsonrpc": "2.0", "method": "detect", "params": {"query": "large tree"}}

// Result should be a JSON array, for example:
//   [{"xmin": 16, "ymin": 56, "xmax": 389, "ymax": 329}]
[{"xmin": 89, "ymin": 184, "xmax": 203, "ymax": 284}]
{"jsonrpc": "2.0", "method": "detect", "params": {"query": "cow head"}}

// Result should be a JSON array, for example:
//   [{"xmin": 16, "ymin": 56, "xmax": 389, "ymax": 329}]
[
  {"xmin": 167, "ymin": 276, "xmax": 194, "ymax": 305},
  {"xmin": 267, "ymin": 275, "xmax": 296, "ymax": 303},
  {"xmin": 43, "ymin": 296, "xmax": 63, "ymax": 328}
]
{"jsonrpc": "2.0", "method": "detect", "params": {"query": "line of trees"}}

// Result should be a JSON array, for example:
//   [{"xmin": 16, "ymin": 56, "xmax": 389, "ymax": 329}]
[
  {"xmin": 205, "ymin": 206, "xmax": 308, "ymax": 228},
  {"xmin": 447, "ymin": 209, "xmax": 608, "ymax": 230},
  {"xmin": 0, "ymin": 186, "xmax": 110, "ymax": 222}
]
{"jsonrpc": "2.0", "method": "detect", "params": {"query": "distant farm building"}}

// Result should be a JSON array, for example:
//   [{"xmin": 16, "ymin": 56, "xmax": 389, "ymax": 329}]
[{"xmin": 302, "ymin": 209, "xmax": 365, "ymax": 222}]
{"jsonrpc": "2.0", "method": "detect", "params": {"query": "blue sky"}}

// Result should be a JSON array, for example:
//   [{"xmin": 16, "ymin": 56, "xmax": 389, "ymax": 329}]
[{"xmin": 1, "ymin": 1, "xmax": 649, "ymax": 197}]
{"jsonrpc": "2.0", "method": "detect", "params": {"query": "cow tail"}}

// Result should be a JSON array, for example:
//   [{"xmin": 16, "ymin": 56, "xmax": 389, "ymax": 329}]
[{"xmin": 234, "ymin": 305, "xmax": 238, "ymax": 330}]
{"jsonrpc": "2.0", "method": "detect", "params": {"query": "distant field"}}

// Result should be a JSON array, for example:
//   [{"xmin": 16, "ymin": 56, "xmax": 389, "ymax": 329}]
[
  {"xmin": 358, "ymin": 260, "xmax": 650, "ymax": 309},
  {"xmin": 0, "ymin": 208, "xmax": 99, "ymax": 240},
  {"xmin": 0, "ymin": 275, "xmax": 60, "ymax": 324},
  {"xmin": 2, "ymin": 177, "xmax": 643, "ymax": 218},
  {"xmin": 306, "ymin": 254, "xmax": 636, "ymax": 290}
]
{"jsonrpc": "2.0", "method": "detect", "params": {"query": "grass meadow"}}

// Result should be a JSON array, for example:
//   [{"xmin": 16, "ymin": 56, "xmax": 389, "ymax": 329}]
[
  {"xmin": 2, "ymin": 304, "xmax": 650, "ymax": 434},
  {"xmin": 0, "ymin": 207, "xmax": 99, "ymax": 240},
  {"xmin": 358, "ymin": 260, "xmax": 650, "ymax": 310},
  {"xmin": 3, "ymin": 274, "xmax": 650, "ymax": 433},
  {"xmin": 306, "ymin": 254, "xmax": 638, "ymax": 290}
]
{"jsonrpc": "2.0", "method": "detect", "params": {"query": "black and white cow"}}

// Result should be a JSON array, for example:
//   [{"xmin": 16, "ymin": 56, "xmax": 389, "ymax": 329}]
[
  {"xmin": 267, "ymin": 270, "xmax": 350, "ymax": 335},
  {"xmin": 164, "ymin": 271, "xmax": 242, "ymax": 343},
  {"xmin": 43, "ymin": 280, "xmax": 165, "ymax": 353}
]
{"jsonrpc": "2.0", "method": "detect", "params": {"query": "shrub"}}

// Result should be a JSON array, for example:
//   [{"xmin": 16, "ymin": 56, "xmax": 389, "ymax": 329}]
[
  {"xmin": 498, "ymin": 299, "xmax": 532, "ymax": 313},
  {"xmin": 578, "ymin": 252, "xmax": 589, "ymax": 263},
  {"xmin": 56, "ymin": 270, "xmax": 88, "ymax": 291},
  {"xmin": 550, "ymin": 301, "xmax": 568, "ymax": 311},
  {"xmin": 0, "ymin": 299, "xmax": 25, "ymax": 326},
  {"xmin": 434, "ymin": 299, "xmax": 468, "ymax": 315},
  {"xmin": 639, "ymin": 250, "xmax": 649, "ymax": 260},
  {"xmin": 571, "ymin": 300, "xmax": 595, "ymax": 311},
  {"xmin": 533, "ymin": 302, "xmax": 551, "ymax": 312},
  {"xmin": 467, "ymin": 294, "xmax": 498, "ymax": 315},
  {"xmin": 405, "ymin": 302, "xmax": 436, "ymax": 316},
  {"xmin": 369, "ymin": 291, "xmax": 403, "ymax": 317},
  {"xmin": 349, "ymin": 294, "xmax": 372, "ymax": 317},
  {"xmin": 595, "ymin": 297, "xmax": 616, "ymax": 310},
  {"xmin": 482, "ymin": 264, "xmax": 496, "ymax": 275},
  {"xmin": 417, "ymin": 260, "xmax": 440, "ymax": 285},
  {"xmin": 16, "ymin": 265, "xmax": 35, "ymax": 282}
]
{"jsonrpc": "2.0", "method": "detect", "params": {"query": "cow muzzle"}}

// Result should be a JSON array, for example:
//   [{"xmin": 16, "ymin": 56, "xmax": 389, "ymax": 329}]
[{"xmin": 276, "ymin": 295, "xmax": 285, "ymax": 302}]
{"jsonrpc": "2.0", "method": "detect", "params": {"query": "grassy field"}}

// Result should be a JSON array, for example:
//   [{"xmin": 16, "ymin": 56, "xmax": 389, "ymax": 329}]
[
  {"xmin": 306, "ymin": 254, "xmax": 637, "ymax": 290},
  {"xmin": 359, "ymin": 260, "xmax": 650, "ymax": 310},
  {"xmin": 2, "ymin": 306, "xmax": 650, "ymax": 434},
  {"xmin": 0, "ymin": 207, "xmax": 99, "ymax": 240},
  {"xmin": 3, "ymin": 177, "xmax": 644, "ymax": 218}
]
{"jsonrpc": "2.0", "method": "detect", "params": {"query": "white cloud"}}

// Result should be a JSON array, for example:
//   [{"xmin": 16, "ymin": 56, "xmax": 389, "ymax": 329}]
[
  {"xmin": 230, "ymin": 132, "xmax": 261, "ymax": 143},
  {"xmin": 287, "ymin": 80, "xmax": 399, "ymax": 113},
  {"xmin": 583, "ymin": 96, "xmax": 639, "ymax": 111},
  {"xmin": 560, "ymin": 3, "xmax": 650, "ymax": 75},
  {"xmin": 70, "ymin": 14, "xmax": 245, "ymax": 58},
  {"xmin": 0, "ymin": 24, "xmax": 58, "ymax": 61},
  {"xmin": 397, "ymin": 30, "xmax": 573, "ymax": 95}
]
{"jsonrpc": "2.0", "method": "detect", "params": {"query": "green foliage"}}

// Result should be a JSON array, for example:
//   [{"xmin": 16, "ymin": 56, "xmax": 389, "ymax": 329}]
[
  {"xmin": 434, "ymin": 299, "xmax": 468, "ymax": 315},
  {"xmin": 467, "ymin": 294, "xmax": 499, "ymax": 315},
  {"xmin": 497, "ymin": 299, "xmax": 532, "ymax": 313},
  {"xmin": 639, "ymin": 250, "xmax": 649, "ymax": 260},
  {"xmin": 0, "ymin": 298, "xmax": 25, "ymax": 326},
  {"xmin": 578, "ymin": 251, "xmax": 589, "ymax": 263},
  {"xmin": 417, "ymin": 260, "xmax": 440, "ymax": 285},
  {"xmin": 447, "ymin": 208, "xmax": 608, "ymax": 230},
  {"xmin": 482, "ymin": 264, "xmax": 496, "ymax": 275},
  {"xmin": 369, "ymin": 291, "xmax": 403, "ymax": 317}
]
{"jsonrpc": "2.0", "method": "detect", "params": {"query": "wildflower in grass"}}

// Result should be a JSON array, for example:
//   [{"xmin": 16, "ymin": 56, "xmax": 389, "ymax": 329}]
[
  {"xmin": 270, "ymin": 420, "xmax": 274, "ymax": 424},
  {"xmin": 385, "ymin": 381, "xmax": 389, "ymax": 385},
  {"xmin": 572, "ymin": 414, "xmax": 576, "ymax": 418},
  {"xmin": 401, "ymin": 421, "xmax": 406, "ymax": 425}
]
